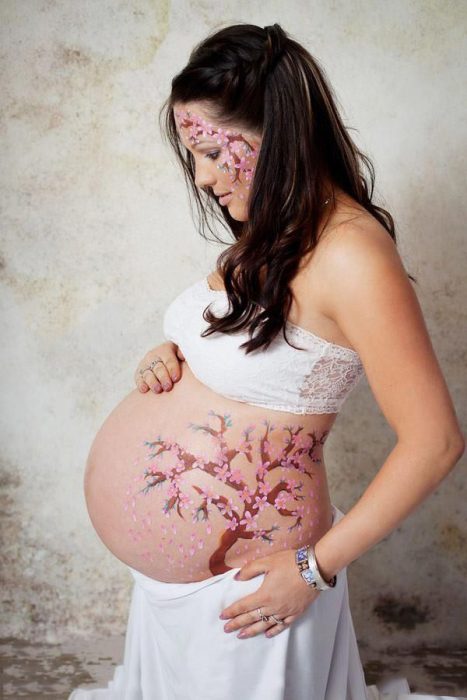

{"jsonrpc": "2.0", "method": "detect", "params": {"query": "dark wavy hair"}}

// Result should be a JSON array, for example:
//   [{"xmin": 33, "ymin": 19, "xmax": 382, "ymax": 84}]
[{"xmin": 159, "ymin": 22, "xmax": 415, "ymax": 354}]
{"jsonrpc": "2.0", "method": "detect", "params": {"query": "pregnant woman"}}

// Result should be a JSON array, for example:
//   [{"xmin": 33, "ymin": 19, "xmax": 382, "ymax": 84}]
[{"xmin": 70, "ymin": 23, "xmax": 465, "ymax": 700}]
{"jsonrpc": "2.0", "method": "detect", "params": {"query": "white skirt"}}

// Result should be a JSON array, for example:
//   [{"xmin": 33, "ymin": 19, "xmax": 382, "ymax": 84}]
[{"xmin": 69, "ymin": 505, "xmax": 466, "ymax": 700}]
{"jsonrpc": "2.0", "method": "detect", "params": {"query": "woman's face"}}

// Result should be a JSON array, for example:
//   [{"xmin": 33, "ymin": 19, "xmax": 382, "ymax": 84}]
[{"xmin": 173, "ymin": 102, "xmax": 262, "ymax": 222}]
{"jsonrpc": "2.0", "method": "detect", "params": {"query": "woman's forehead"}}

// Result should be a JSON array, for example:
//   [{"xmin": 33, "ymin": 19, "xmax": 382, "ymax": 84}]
[
  {"xmin": 174, "ymin": 106, "xmax": 239, "ymax": 136},
  {"xmin": 173, "ymin": 105, "xmax": 261, "ymax": 148}
]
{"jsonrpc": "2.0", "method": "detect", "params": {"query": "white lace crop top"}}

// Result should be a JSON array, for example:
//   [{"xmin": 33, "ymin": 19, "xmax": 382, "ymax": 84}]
[{"xmin": 162, "ymin": 277, "xmax": 365, "ymax": 415}]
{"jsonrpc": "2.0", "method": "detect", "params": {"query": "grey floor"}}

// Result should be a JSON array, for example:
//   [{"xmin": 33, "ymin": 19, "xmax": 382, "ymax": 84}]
[{"xmin": 1, "ymin": 636, "xmax": 466, "ymax": 698}]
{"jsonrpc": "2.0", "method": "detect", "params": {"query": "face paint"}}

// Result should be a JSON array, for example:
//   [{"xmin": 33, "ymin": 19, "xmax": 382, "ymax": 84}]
[{"xmin": 174, "ymin": 108, "xmax": 260, "ymax": 200}]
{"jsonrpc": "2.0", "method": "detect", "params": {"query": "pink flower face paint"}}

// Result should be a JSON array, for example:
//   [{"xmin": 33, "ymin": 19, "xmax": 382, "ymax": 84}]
[{"xmin": 174, "ymin": 108, "xmax": 260, "ymax": 201}]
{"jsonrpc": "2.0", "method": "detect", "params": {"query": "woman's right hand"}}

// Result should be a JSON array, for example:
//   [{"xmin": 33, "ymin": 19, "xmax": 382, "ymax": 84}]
[{"xmin": 134, "ymin": 342, "xmax": 185, "ymax": 394}]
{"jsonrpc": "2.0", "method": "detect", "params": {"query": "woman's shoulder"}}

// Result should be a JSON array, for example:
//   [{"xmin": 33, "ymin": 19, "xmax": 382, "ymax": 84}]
[
  {"xmin": 206, "ymin": 269, "xmax": 225, "ymax": 291},
  {"xmin": 308, "ymin": 193, "xmax": 400, "ymax": 277},
  {"xmin": 295, "ymin": 193, "xmax": 405, "ymax": 333},
  {"xmin": 321, "ymin": 219, "xmax": 400, "ymax": 280}
]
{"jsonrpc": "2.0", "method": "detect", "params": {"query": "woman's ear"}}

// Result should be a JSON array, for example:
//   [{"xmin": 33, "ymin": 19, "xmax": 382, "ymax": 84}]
[{"xmin": 250, "ymin": 136, "xmax": 262, "ymax": 152}]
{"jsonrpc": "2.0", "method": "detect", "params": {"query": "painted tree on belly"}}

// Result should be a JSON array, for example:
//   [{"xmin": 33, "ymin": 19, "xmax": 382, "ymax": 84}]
[{"xmin": 137, "ymin": 411, "xmax": 328, "ymax": 575}]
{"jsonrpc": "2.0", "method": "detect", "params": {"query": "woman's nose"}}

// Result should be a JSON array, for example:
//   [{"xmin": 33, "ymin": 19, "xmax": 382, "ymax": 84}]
[{"xmin": 194, "ymin": 163, "xmax": 217, "ymax": 190}]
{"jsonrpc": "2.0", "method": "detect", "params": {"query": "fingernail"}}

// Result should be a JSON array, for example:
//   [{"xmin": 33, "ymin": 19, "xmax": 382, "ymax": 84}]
[
  {"xmin": 153, "ymin": 386, "xmax": 161, "ymax": 393},
  {"xmin": 234, "ymin": 572, "xmax": 241, "ymax": 580},
  {"xmin": 237, "ymin": 631, "xmax": 247, "ymax": 639},
  {"xmin": 163, "ymin": 383, "xmax": 171, "ymax": 390},
  {"xmin": 219, "ymin": 613, "xmax": 226, "ymax": 619},
  {"xmin": 171, "ymin": 372, "xmax": 178, "ymax": 381}
]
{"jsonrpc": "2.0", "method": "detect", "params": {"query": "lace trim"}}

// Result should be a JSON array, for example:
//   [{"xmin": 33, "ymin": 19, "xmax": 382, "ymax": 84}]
[
  {"xmin": 298, "ymin": 355, "xmax": 365, "ymax": 412},
  {"xmin": 220, "ymin": 396, "xmax": 343, "ymax": 415}
]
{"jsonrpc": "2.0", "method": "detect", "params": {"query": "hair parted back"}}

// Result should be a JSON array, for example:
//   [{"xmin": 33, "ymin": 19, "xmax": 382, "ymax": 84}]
[{"xmin": 159, "ymin": 22, "xmax": 415, "ymax": 354}]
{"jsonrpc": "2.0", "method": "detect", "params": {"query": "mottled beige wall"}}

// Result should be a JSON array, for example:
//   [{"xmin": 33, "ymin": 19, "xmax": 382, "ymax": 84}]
[{"xmin": 1, "ymin": 0, "xmax": 465, "ymax": 648}]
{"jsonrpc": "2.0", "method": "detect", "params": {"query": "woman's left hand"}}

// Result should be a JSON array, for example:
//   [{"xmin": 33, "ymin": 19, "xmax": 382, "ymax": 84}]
[{"xmin": 219, "ymin": 548, "xmax": 321, "ymax": 639}]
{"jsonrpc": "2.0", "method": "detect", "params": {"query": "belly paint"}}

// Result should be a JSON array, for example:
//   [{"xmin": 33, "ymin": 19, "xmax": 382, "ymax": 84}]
[{"xmin": 123, "ymin": 409, "xmax": 329, "ymax": 575}]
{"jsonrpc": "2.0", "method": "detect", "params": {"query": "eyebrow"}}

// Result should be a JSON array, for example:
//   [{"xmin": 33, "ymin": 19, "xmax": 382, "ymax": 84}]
[
  {"xmin": 191, "ymin": 139, "xmax": 218, "ymax": 149},
  {"xmin": 181, "ymin": 139, "xmax": 220, "ymax": 155}
]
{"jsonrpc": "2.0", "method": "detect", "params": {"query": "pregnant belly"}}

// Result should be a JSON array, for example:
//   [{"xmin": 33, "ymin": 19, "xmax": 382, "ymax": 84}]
[{"xmin": 84, "ymin": 362, "xmax": 336, "ymax": 583}]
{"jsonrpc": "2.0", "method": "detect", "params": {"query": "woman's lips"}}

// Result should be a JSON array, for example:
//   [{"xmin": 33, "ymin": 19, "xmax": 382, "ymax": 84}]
[{"xmin": 219, "ymin": 192, "xmax": 233, "ymax": 206}]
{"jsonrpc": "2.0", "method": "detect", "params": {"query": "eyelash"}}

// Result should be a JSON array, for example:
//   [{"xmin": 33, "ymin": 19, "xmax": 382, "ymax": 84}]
[{"xmin": 205, "ymin": 151, "xmax": 221, "ymax": 161}]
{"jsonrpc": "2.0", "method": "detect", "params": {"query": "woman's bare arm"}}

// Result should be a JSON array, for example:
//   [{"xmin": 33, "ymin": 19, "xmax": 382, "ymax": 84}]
[{"xmin": 312, "ymin": 222, "xmax": 465, "ymax": 579}]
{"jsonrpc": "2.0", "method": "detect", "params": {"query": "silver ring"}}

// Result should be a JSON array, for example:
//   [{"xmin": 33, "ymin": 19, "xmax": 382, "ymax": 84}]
[
  {"xmin": 269, "ymin": 614, "xmax": 285, "ymax": 625},
  {"xmin": 257, "ymin": 607, "xmax": 271, "ymax": 623},
  {"xmin": 139, "ymin": 357, "xmax": 165, "ymax": 377}
]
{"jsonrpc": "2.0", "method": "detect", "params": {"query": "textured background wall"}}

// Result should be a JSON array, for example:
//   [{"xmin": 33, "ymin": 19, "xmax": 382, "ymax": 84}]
[{"xmin": 1, "ymin": 0, "xmax": 466, "ymax": 650}]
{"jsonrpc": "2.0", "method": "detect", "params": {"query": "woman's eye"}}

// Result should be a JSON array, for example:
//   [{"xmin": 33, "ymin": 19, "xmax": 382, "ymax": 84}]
[{"xmin": 206, "ymin": 151, "xmax": 220, "ymax": 161}]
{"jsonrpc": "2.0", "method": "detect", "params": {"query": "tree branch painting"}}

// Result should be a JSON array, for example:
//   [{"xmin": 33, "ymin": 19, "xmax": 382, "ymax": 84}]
[{"xmin": 127, "ymin": 410, "xmax": 328, "ymax": 575}]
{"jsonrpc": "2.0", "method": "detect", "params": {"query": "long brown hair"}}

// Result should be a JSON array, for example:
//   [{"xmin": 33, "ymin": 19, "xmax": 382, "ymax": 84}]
[{"xmin": 159, "ymin": 22, "xmax": 415, "ymax": 354}]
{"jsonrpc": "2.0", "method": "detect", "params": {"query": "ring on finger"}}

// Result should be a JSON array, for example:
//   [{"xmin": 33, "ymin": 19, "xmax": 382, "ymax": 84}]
[
  {"xmin": 139, "ymin": 357, "xmax": 165, "ymax": 377},
  {"xmin": 257, "ymin": 608, "xmax": 284, "ymax": 625},
  {"xmin": 269, "ymin": 613, "xmax": 285, "ymax": 625}
]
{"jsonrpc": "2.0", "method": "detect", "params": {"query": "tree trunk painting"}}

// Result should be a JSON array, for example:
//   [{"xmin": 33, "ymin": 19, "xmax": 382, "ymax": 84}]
[{"xmin": 138, "ymin": 411, "xmax": 328, "ymax": 575}]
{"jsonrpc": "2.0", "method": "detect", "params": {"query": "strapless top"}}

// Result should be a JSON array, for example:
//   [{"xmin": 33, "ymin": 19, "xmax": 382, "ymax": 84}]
[{"xmin": 162, "ymin": 277, "xmax": 365, "ymax": 415}]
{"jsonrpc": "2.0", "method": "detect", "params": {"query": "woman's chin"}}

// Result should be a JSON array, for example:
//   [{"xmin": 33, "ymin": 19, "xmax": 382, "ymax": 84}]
[{"xmin": 227, "ymin": 201, "xmax": 248, "ymax": 222}]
